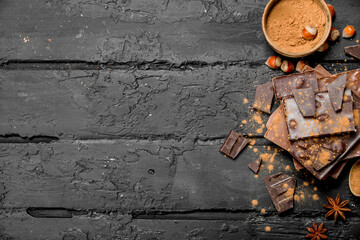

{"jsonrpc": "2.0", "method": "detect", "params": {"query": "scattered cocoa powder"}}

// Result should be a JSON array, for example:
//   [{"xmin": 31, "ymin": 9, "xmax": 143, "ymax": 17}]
[
  {"xmin": 350, "ymin": 160, "xmax": 360, "ymax": 195},
  {"xmin": 266, "ymin": 0, "xmax": 326, "ymax": 53}
]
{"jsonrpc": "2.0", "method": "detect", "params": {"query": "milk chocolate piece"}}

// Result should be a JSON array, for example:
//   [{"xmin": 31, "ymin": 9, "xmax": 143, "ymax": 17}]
[
  {"xmin": 253, "ymin": 82, "xmax": 274, "ymax": 114},
  {"xmin": 248, "ymin": 157, "xmax": 262, "ymax": 174},
  {"xmin": 293, "ymin": 88, "xmax": 316, "ymax": 117},
  {"xmin": 220, "ymin": 130, "xmax": 248, "ymax": 159},
  {"xmin": 345, "ymin": 45, "xmax": 360, "ymax": 60},
  {"xmin": 273, "ymin": 71, "xmax": 318, "ymax": 99},
  {"xmin": 264, "ymin": 172, "xmax": 296, "ymax": 213},
  {"xmin": 315, "ymin": 64, "xmax": 332, "ymax": 77},
  {"xmin": 264, "ymin": 105, "xmax": 291, "ymax": 151},
  {"xmin": 328, "ymin": 74, "xmax": 346, "ymax": 111},
  {"xmin": 284, "ymin": 90, "xmax": 355, "ymax": 140}
]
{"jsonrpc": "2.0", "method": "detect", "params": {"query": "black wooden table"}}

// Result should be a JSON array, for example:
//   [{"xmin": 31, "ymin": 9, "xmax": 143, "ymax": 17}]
[{"xmin": 0, "ymin": 0, "xmax": 359, "ymax": 239}]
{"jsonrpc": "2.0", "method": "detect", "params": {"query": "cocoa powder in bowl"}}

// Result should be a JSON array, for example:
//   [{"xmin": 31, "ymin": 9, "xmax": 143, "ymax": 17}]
[{"xmin": 266, "ymin": 0, "xmax": 326, "ymax": 53}]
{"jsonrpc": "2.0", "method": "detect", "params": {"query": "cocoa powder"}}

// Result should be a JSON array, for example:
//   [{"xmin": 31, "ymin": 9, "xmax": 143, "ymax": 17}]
[
  {"xmin": 266, "ymin": 0, "xmax": 326, "ymax": 53},
  {"xmin": 350, "ymin": 160, "xmax": 360, "ymax": 195}
]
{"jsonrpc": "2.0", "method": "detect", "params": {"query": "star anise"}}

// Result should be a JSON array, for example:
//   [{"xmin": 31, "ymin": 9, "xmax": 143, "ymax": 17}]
[
  {"xmin": 323, "ymin": 194, "xmax": 351, "ymax": 222},
  {"xmin": 306, "ymin": 222, "xmax": 328, "ymax": 240}
]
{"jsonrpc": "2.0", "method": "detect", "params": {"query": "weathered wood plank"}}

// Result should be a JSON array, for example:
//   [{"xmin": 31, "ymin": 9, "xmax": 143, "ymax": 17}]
[
  {"xmin": 1, "ymin": 210, "xmax": 359, "ymax": 240},
  {"xmin": 0, "ymin": 140, "xmax": 180, "ymax": 211},
  {"xmin": 0, "ymin": 0, "xmax": 358, "ymax": 63},
  {"xmin": 0, "ymin": 67, "xmax": 282, "ymax": 139},
  {"xmin": 171, "ymin": 142, "xmax": 360, "ymax": 213},
  {"xmin": 1, "ymin": 140, "xmax": 359, "ymax": 214}
]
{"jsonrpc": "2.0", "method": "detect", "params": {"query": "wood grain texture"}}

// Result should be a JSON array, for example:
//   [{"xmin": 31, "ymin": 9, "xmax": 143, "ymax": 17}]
[
  {"xmin": 1, "ymin": 140, "xmax": 359, "ymax": 215},
  {"xmin": 0, "ymin": 67, "xmax": 282, "ymax": 139},
  {"xmin": 0, "ymin": 0, "xmax": 359, "ymax": 64},
  {"xmin": 1, "ymin": 210, "xmax": 360, "ymax": 240}
]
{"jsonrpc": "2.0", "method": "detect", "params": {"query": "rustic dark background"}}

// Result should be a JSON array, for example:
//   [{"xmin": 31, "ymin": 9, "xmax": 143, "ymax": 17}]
[{"xmin": 0, "ymin": 0, "xmax": 359, "ymax": 239}]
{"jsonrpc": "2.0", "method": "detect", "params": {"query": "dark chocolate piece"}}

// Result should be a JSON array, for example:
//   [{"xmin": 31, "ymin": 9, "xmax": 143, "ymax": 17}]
[
  {"xmin": 327, "ymin": 74, "xmax": 346, "ymax": 111},
  {"xmin": 248, "ymin": 157, "xmax": 262, "ymax": 174},
  {"xmin": 345, "ymin": 45, "xmax": 360, "ymax": 60},
  {"xmin": 272, "ymin": 71, "xmax": 318, "ymax": 99},
  {"xmin": 313, "ymin": 147, "xmax": 340, "ymax": 171},
  {"xmin": 284, "ymin": 90, "xmax": 355, "ymax": 140},
  {"xmin": 293, "ymin": 88, "xmax": 316, "ymax": 117},
  {"xmin": 220, "ymin": 130, "xmax": 248, "ymax": 159},
  {"xmin": 264, "ymin": 172, "xmax": 296, "ymax": 213},
  {"xmin": 293, "ymin": 158, "xmax": 305, "ymax": 171},
  {"xmin": 319, "ymin": 70, "xmax": 360, "ymax": 99},
  {"xmin": 253, "ymin": 82, "xmax": 274, "ymax": 114}
]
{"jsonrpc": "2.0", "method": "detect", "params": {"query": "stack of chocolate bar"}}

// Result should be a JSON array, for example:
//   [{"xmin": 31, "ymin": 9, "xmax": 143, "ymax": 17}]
[{"xmin": 260, "ymin": 66, "xmax": 360, "ymax": 180}]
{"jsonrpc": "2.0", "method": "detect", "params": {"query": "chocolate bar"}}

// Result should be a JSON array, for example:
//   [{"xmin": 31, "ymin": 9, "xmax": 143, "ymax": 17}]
[
  {"xmin": 248, "ymin": 157, "xmax": 262, "ymax": 174},
  {"xmin": 273, "ymin": 71, "xmax": 318, "ymax": 99},
  {"xmin": 314, "ymin": 64, "xmax": 332, "ymax": 77},
  {"xmin": 264, "ymin": 105, "xmax": 291, "ymax": 151},
  {"xmin": 220, "ymin": 130, "xmax": 248, "ymax": 159},
  {"xmin": 284, "ymin": 90, "xmax": 355, "ymax": 140},
  {"xmin": 318, "ymin": 70, "xmax": 360, "ymax": 99},
  {"xmin": 302, "ymin": 64, "xmax": 332, "ymax": 79},
  {"xmin": 328, "ymin": 74, "xmax": 346, "ymax": 112},
  {"xmin": 253, "ymin": 82, "xmax": 274, "ymax": 114},
  {"xmin": 293, "ymin": 88, "xmax": 316, "ymax": 117},
  {"xmin": 264, "ymin": 172, "xmax": 296, "ymax": 213},
  {"xmin": 345, "ymin": 45, "xmax": 360, "ymax": 60}
]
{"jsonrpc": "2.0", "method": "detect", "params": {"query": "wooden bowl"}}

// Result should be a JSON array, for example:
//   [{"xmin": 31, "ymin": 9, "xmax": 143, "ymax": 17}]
[
  {"xmin": 262, "ymin": 0, "xmax": 332, "ymax": 58},
  {"xmin": 349, "ymin": 160, "xmax": 360, "ymax": 197}
]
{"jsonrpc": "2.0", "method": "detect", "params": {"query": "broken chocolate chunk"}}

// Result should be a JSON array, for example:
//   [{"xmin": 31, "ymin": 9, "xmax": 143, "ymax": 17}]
[
  {"xmin": 248, "ymin": 157, "xmax": 262, "ymax": 174},
  {"xmin": 273, "ymin": 71, "xmax": 318, "ymax": 99},
  {"xmin": 253, "ymin": 82, "xmax": 274, "ymax": 114},
  {"xmin": 314, "ymin": 64, "xmax": 332, "ymax": 77},
  {"xmin": 264, "ymin": 104, "xmax": 291, "ymax": 151},
  {"xmin": 327, "ymin": 74, "xmax": 346, "ymax": 111},
  {"xmin": 344, "ymin": 45, "xmax": 360, "ymax": 60},
  {"xmin": 313, "ymin": 147, "xmax": 340, "ymax": 171},
  {"xmin": 293, "ymin": 88, "xmax": 316, "ymax": 117},
  {"xmin": 264, "ymin": 172, "xmax": 296, "ymax": 213},
  {"xmin": 284, "ymin": 90, "xmax": 355, "ymax": 140},
  {"xmin": 220, "ymin": 130, "xmax": 248, "ymax": 159}
]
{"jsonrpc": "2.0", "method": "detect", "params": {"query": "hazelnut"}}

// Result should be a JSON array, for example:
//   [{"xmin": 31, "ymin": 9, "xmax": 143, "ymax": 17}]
[
  {"xmin": 327, "ymin": 4, "xmax": 335, "ymax": 19},
  {"xmin": 332, "ymin": 141, "xmax": 346, "ymax": 154},
  {"xmin": 303, "ymin": 25, "xmax": 317, "ymax": 40},
  {"xmin": 328, "ymin": 27, "xmax": 340, "ymax": 42},
  {"xmin": 295, "ymin": 60, "xmax": 308, "ymax": 72},
  {"xmin": 265, "ymin": 56, "xmax": 282, "ymax": 69},
  {"xmin": 317, "ymin": 113, "xmax": 329, "ymax": 121},
  {"xmin": 281, "ymin": 60, "xmax": 294, "ymax": 73},
  {"xmin": 343, "ymin": 25, "xmax": 356, "ymax": 38},
  {"xmin": 289, "ymin": 119, "xmax": 297, "ymax": 129},
  {"xmin": 317, "ymin": 41, "xmax": 329, "ymax": 52},
  {"xmin": 295, "ymin": 77, "xmax": 305, "ymax": 89}
]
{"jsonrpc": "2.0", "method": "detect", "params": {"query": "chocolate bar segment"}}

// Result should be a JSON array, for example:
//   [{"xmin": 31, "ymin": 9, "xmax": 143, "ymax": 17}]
[
  {"xmin": 315, "ymin": 64, "xmax": 332, "ymax": 77},
  {"xmin": 273, "ymin": 71, "xmax": 318, "ymax": 99},
  {"xmin": 253, "ymin": 82, "xmax": 274, "ymax": 114},
  {"xmin": 248, "ymin": 157, "xmax": 262, "ymax": 174},
  {"xmin": 220, "ymin": 130, "xmax": 248, "ymax": 159},
  {"xmin": 293, "ymin": 88, "xmax": 316, "ymax": 117},
  {"xmin": 264, "ymin": 172, "xmax": 296, "ymax": 213},
  {"xmin": 318, "ymin": 70, "xmax": 360, "ymax": 99},
  {"xmin": 345, "ymin": 45, "xmax": 360, "ymax": 60},
  {"xmin": 284, "ymin": 90, "xmax": 355, "ymax": 140},
  {"xmin": 264, "ymin": 104, "xmax": 291, "ymax": 151},
  {"xmin": 327, "ymin": 74, "xmax": 346, "ymax": 111}
]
